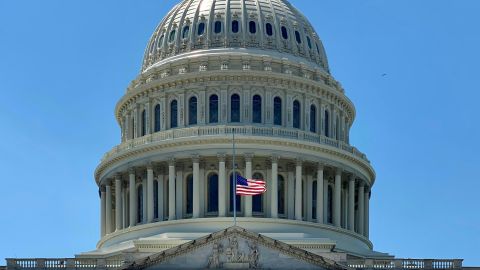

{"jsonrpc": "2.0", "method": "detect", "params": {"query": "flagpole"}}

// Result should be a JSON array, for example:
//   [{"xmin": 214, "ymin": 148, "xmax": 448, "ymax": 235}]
[{"xmin": 232, "ymin": 127, "xmax": 237, "ymax": 227}]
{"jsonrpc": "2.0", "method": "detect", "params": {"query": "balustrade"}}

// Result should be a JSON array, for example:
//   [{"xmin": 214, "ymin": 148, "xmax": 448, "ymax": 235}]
[
  {"xmin": 6, "ymin": 258, "xmax": 123, "ymax": 270},
  {"xmin": 100, "ymin": 125, "xmax": 369, "ymax": 163},
  {"xmin": 347, "ymin": 259, "xmax": 463, "ymax": 270}
]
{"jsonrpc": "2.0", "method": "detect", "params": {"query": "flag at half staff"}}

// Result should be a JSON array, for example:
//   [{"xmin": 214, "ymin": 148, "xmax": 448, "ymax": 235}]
[{"xmin": 236, "ymin": 175, "xmax": 267, "ymax": 196}]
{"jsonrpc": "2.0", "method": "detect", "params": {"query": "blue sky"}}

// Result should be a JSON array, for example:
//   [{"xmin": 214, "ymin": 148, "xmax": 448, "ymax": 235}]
[{"xmin": 0, "ymin": 0, "xmax": 479, "ymax": 266}]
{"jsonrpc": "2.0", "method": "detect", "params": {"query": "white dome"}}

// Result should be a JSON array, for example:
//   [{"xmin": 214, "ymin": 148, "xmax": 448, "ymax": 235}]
[{"xmin": 142, "ymin": 0, "xmax": 329, "ymax": 73}]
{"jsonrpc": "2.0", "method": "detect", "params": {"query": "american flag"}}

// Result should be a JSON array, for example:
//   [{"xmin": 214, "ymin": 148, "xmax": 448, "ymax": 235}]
[{"xmin": 235, "ymin": 175, "xmax": 267, "ymax": 196}]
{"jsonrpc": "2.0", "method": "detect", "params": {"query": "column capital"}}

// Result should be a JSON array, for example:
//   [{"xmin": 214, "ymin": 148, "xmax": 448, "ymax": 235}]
[
  {"xmin": 217, "ymin": 153, "xmax": 226, "ymax": 162},
  {"xmin": 192, "ymin": 154, "xmax": 200, "ymax": 163},
  {"xmin": 128, "ymin": 168, "xmax": 136, "ymax": 175},
  {"xmin": 271, "ymin": 155, "xmax": 280, "ymax": 163},
  {"xmin": 296, "ymin": 158, "xmax": 303, "ymax": 166},
  {"xmin": 335, "ymin": 168, "xmax": 342, "ymax": 176},
  {"xmin": 349, "ymin": 174, "xmax": 356, "ymax": 181},
  {"xmin": 100, "ymin": 186, "xmax": 106, "ymax": 192},
  {"xmin": 317, "ymin": 163, "xmax": 325, "ymax": 171},
  {"xmin": 244, "ymin": 153, "xmax": 254, "ymax": 162},
  {"xmin": 146, "ymin": 162, "xmax": 155, "ymax": 170},
  {"xmin": 168, "ymin": 158, "xmax": 175, "ymax": 166},
  {"xmin": 115, "ymin": 173, "xmax": 122, "ymax": 181},
  {"xmin": 104, "ymin": 178, "xmax": 113, "ymax": 186}
]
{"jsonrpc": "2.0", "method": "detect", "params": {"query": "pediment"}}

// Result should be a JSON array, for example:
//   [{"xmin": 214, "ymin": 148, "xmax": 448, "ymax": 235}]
[{"xmin": 121, "ymin": 226, "xmax": 347, "ymax": 270}]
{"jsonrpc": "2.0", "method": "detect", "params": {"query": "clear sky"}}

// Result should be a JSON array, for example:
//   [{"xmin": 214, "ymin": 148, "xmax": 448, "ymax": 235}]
[{"xmin": 0, "ymin": 0, "xmax": 479, "ymax": 266}]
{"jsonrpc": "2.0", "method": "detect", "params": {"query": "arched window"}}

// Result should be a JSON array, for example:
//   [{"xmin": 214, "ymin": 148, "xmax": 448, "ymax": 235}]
[
  {"xmin": 307, "ymin": 36, "xmax": 312, "ymax": 49},
  {"xmin": 310, "ymin": 105, "xmax": 317, "ymax": 133},
  {"xmin": 266, "ymin": 23, "xmax": 273, "ymax": 36},
  {"xmin": 209, "ymin": 95, "xmax": 219, "ymax": 123},
  {"xmin": 232, "ymin": 20, "xmax": 239, "ymax": 33},
  {"xmin": 182, "ymin": 26, "xmax": 190, "ymax": 39},
  {"xmin": 312, "ymin": 180, "xmax": 317, "ymax": 220},
  {"xmin": 295, "ymin": 30, "xmax": 302, "ymax": 44},
  {"xmin": 141, "ymin": 110, "xmax": 146, "ymax": 136},
  {"xmin": 324, "ymin": 110, "xmax": 330, "ymax": 137},
  {"xmin": 189, "ymin": 96, "xmax": 197, "ymax": 126},
  {"xmin": 170, "ymin": 100, "xmax": 178, "ymax": 128},
  {"xmin": 274, "ymin": 97, "xmax": 282, "ymax": 126},
  {"xmin": 231, "ymin": 94, "xmax": 240, "ymax": 122},
  {"xmin": 252, "ymin": 173, "xmax": 264, "ymax": 213},
  {"xmin": 293, "ymin": 100, "xmax": 301, "ymax": 129},
  {"xmin": 154, "ymin": 104, "xmax": 161, "ymax": 132},
  {"xmin": 169, "ymin": 29, "xmax": 176, "ymax": 43},
  {"xmin": 229, "ymin": 173, "xmax": 242, "ymax": 213},
  {"xmin": 197, "ymin": 22, "xmax": 205, "ymax": 36},
  {"xmin": 252, "ymin": 95, "xmax": 262, "ymax": 124},
  {"xmin": 278, "ymin": 175, "xmax": 286, "ymax": 215},
  {"xmin": 249, "ymin": 21, "xmax": 257, "ymax": 34},
  {"xmin": 158, "ymin": 35, "xmax": 164, "ymax": 48},
  {"xmin": 281, "ymin": 26, "xmax": 288, "ymax": 39},
  {"xmin": 186, "ymin": 175, "xmax": 193, "ymax": 215},
  {"xmin": 208, "ymin": 174, "xmax": 219, "ymax": 213},
  {"xmin": 137, "ymin": 184, "xmax": 143, "ymax": 223},
  {"xmin": 327, "ymin": 185, "xmax": 333, "ymax": 224},
  {"xmin": 154, "ymin": 180, "xmax": 159, "ymax": 219},
  {"xmin": 214, "ymin": 21, "xmax": 222, "ymax": 34},
  {"xmin": 316, "ymin": 43, "xmax": 320, "ymax": 54}
]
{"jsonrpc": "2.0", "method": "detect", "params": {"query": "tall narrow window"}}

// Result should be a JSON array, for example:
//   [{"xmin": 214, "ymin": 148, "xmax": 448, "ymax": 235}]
[
  {"xmin": 182, "ymin": 26, "xmax": 190, "ymax": 39},
  {"xmin": 295, "ymin": 30, "xmax": 302, "ymax": 44},
  {"xmin": 154, "ymin": 104, "xmax": 161, "ymax": 132},
  {"xmin": 197, "ymin": 22, "xmax": 205, "ymax": 36},
  {"xmin": 141, "ymin": 110, "xmax": 146, "ymax": 136},
  {"xmin": 208, "ymin": 174, "xmax": 219, "ymax": 213},
  {"xmin": 229, "ymin": 174, "xmax": 241, "ymax": 212},
  {"xmin": 249, "ymin": 21, "xmax": 257, "ymax": 34},
  {"xmin": 278, "ymin": 175, "xmax": 285, "ymax": 215},
  {"xmin": 310, "ymin": 105, "xmax": 317, "ymax": 133},
  {"xmin": 131, "ymin": 117, "xmax": 135, "ymax": 139},
  {"xmin": 252, "ymin": 173, "xmax": 263, "ymax": 213},
  {"xmin": 281, "ymin": 26, "xmax": 288, "ymax": 39},
  {"xmin": 189, "ymin": 96, "xmax": 197, "ymax": 125},
  {"xmin": 307, "ymin": 36, "xmax": 312, "ymax": 49},
  {"xmin": 170, "ymin": 100, "xmax": 178, "ymax": 128},
  {"xmin": 327, "ymin": 185, "xmax": 333, "ymax": 224},
  {"xmin": 186, "ymin": 175, "xmax": 193, "ymax": 215},
  {"xmin": 209, "ymin": 95, "xmax": 219, "ymax": 123},
  {"xmin": 214, "ymin": 21, "xmax": 222, "ymax": 34},
  {"xmin": 232, "ymin": 20, "xmax": 239, "ymax": 33},
  {"xmin": 169, "ymin": 30, "xmax": 176, "ymax": 43},
  {"xmin": 231, "ymin": 94, "xmax": 240, "ymax": 122},
  {"xmin": 158, "ymin": 35, "xmax": 164, "ymax": 48},
  {"xmin": 312, "ymin": 180, "xmax": 317, "ymax": 220},
  {"xmin": 324, "ymin": 110, "xmax": 330, "ymax": 137},
  {"xmin": 274, "ymin": 97, "xmax": 282, "ymax": 126},
  {"xmin": 154, "ymin": 180, "xmax": 159, "ymax": 219},
  {"xmin": 336, "ymin": 116, "xmax": 340, "ymax": 140},
  {"xmin": 266, "ymin": 23, "xmax": 273, "ymax": 36},
  {"xmin": 293, "ymin": 100, "xmax": 301, "ymax": 129},
  {"xmin": 252, "ymin": 95, "xmax": 262, "ymax": 124},
  {"xmin": 137, "ymin": 184, "xmax": 143, "ymax": 223}
]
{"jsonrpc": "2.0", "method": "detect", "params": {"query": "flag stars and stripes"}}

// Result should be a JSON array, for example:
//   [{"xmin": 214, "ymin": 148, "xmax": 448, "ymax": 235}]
[{"xmin": 236, "ymin": 175, "xmax": 267, "ymax": 196}]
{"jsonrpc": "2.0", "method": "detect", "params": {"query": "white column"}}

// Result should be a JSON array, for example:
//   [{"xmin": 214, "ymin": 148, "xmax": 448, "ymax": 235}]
[
  {"xmin": 100, "ymin": 186, "xmax": 106, "ymax": 237},
  {"xmin": 316, "ymin": 164, "xmax": 324, "ymax": 224},
  {"xmin": 115, "ymin": 174, "xmax": 123, "ymax": 231},
  {"xmin": 175, "ymin": 167, "xmax": 183, "ymax": 219},
  {"xmin": 147, "ymin": 164, "xmax": 154, "ymax": 223},
  {"xmin": 218, "ymin": 154, "xmax": 227, "ymax": 217},
  {"xmin": 157, "ymin": 173, "xmax": 164, "ymax": 221},
  {"xmin": 364, "ymin": 187, "xmax": 370, "ymax": 238},
  {"xmin": 129, "ymin": 169, "xmax": 137, "ymax": 227},
  {"xmin": 244, "ymin": 154, "xmax": 253, "ymax": 217},
  {"xmin": 287, "ymin": 167, "xmax": 295, "ymax": 220},
  {"xmin": 168, "ymin": 159, "xmax": 176, "ymax": 220},
  {"xmin": 348, "ymin": 174, "xmax": 355, "ymax": 231},
  {"xmin": 142, "ymin": 177, "xmax": 147, "ymax": 223},
  {"xmin": 105, "ymin": 181, "xmax": 112, "ymax": 234},
  {"xmin": 295, "ymin": 159, "xmax": 302, "ymax": 221},
  {"xmin": 270, "ymin": 156, "xmax": 279, "ymax": 218},
  {"xmin": 333, "ymin": 169, "xmax": 342, "ymax": 227},
  {"xmin": 358, "ymin": 182, "xmax": 365, "ymax": 235},
  {"xmin": 306, "ymin": 175, "xmax": 313, "ymax": 221},
  {"xmin": 193, "ymin": 156, "xmax": 200, "ymax": 218}
]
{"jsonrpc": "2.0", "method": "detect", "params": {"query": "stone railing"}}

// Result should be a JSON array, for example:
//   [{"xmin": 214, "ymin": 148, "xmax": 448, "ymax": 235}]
[
  {"xmin": 6, "ymin": 258, "xmax": 123, "ymax": 270},
  {"xmin": 101, "ymin": 125, "xmax": 369, "ymax": 163},
  {"xmin": 347, "ymin": 259, "xmax": 463, "ymax": 270}
]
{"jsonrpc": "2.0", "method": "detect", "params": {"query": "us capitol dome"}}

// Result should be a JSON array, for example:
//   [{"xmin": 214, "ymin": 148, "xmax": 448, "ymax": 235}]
[{"xmin": 4, "ymin": 0, "xmax": 465, "ymax": 269}]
